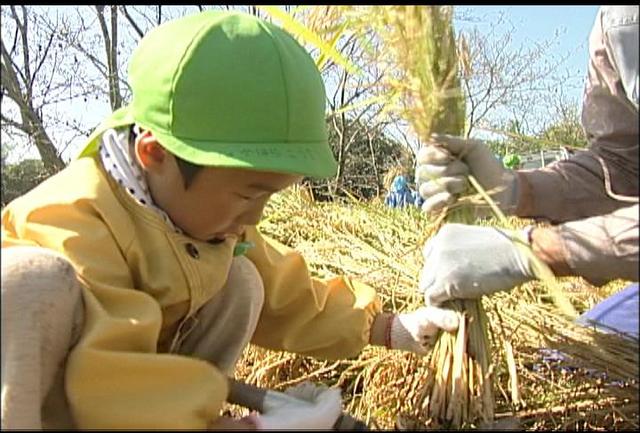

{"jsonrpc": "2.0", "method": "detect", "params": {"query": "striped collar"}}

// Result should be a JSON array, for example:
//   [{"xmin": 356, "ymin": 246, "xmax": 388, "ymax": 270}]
[{"xmin": 98, "ymin": 126, "xmax": 183, "ymax": 234}]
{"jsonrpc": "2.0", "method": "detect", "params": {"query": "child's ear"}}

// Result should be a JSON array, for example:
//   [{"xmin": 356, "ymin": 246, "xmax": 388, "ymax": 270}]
[{"xmin": 135, "ymin": 130, "xmax": 166, "ymax": 170}]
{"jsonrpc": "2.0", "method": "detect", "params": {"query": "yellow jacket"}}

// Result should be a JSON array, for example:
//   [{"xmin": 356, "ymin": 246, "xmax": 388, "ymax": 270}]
[{"xmin": 1, "ymin": 155, "xmax": 382, "ymax": 429}]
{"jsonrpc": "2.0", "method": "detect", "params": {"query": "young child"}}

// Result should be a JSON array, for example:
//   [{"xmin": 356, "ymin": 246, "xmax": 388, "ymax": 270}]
[{"xmin": 1, "ymin": 11, "xmax": 459, "ymax": 430}]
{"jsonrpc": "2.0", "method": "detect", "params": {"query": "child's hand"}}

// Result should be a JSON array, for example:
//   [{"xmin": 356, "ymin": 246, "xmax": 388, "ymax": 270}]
[
  {"xmin": 389, "ymin": 306, "xmax": 460, "ymax": 355},
  {"xmin": 247, "ymin": 382, "xmax": 342, "ymax": 430}
]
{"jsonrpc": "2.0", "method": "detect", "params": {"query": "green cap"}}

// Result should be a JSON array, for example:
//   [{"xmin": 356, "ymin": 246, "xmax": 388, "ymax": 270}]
[{"xmin": 78, "ymin": 11, "xmax": 337, "ymax": 178}]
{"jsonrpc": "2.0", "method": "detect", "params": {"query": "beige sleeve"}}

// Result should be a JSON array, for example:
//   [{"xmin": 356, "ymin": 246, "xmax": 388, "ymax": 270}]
[
  {"xmin": 514, "ymin": 148, "xmax": 637, "ymax": 224},
  {"xmin": 557, "ymin": 204, "xmax": 638, "ymax": 285}
]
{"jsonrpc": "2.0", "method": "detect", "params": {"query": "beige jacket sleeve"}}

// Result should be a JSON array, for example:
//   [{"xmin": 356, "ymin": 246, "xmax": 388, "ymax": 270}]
[{"xmin": 514, "ymin": 6, "xmax": 638, "ymax": 284}]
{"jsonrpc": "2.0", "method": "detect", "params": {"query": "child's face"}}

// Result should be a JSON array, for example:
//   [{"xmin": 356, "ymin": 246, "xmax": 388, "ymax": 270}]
[{"xmin": 135, "ymin": 136, "xmax": 302, "ymax": 242}]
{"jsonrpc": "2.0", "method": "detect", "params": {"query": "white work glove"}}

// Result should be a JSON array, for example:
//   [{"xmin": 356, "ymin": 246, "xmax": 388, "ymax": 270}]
[
  {"xmin": 415, "ymin": 134, "xmax": 518, "ymax": 215},
  {"xmin": 419, "ymin": 223, "xmax": 537, "ymax": 306},
  {"xmin": 249, "ymin": 381, "xmax": 342, "ymax": 430},
  {"xmin": 389, "ymin": 306, "xmax": 460, "ymax": 355}
]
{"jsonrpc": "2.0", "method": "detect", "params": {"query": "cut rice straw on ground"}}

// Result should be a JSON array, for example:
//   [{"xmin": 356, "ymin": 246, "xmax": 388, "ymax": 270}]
[{"xmin": 228, "ymin": 190, "xmax": 637, "ymax": 430}]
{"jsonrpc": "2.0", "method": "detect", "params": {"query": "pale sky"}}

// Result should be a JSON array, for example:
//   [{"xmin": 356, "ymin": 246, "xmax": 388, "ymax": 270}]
[
  {"xmin": 452, "ymin": 5, "xmax": 600, "ymax": 141},
  {"xmin": 465, "ymin": 5, "xmax": 598, "ymax": 56},
  {"xmin": 456, "ymin": 5, "xmax": 599, "ymax": 101}
]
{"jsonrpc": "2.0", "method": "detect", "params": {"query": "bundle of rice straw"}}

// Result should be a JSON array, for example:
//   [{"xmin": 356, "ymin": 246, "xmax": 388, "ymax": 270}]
[
  {"xmin": 367, "ymin": 6, "xmax": 492, "ymax": 428},
  {"xmin": 284, "ymin": 5, "xmax": 493, "ymax": 427}
]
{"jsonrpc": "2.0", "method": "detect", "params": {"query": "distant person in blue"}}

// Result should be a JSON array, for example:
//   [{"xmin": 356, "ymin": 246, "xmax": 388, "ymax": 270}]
[{"xmin": 385, "ymin": 175, "xmax": 423, "ymax": 209}]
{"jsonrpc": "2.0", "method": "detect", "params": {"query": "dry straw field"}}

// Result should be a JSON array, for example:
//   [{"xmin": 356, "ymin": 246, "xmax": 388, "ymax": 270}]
[{"xmin": 229, "ymin": 189, "xmax": 638, "ymax": 430}]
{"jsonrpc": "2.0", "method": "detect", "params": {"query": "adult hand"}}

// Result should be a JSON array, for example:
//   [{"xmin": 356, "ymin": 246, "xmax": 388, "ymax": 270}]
[
  {"xmin": 389, "ymin": 306, "xmax": 460, "ymax": 355},
  {"xmin": 419, "ymin": 223, "xmax": 536, "ymax": 306},
  {"xmin": 415, "ymin": 134, "xmax": 518, "ymax": 215},
  {"xmin": 248, "ymin": 381, "xmax": 342, "ymax": 430}
]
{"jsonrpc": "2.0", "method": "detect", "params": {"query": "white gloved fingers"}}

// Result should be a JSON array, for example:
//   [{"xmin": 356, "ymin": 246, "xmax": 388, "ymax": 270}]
[
  {"xmin": 413, "ymin": 307, "xmax": 440, "ymax": 337},
  {"xmin": 420, "ymin": 239, "xmax": 433, "ymax": 262},
  {"xmin": 409, "ymin": 306, "xmax": 459, "ymax": 338},
  {"xmin": 416, "ymin": 145, "xmax": 453, "ymax": 165},
  {"xmin": 315, "ymin": 387, "xmax": 342, "ymax": 417},
  {"xmin": 304, "ymin": 387, "xmax": 342, "ymax": 428},
  {"xmin": 422, "ymin": 306, "xmax": 460, "ymax": 332},
  {"xmin": 415, "ymin": 160, "xmax": 469, "ymax": 183},
  {"xmin": 418, "ymin": 224, "xmax": 535, "ymax": 307},
  {"xmin": 420, "ymin": 333, "xmax": 438, "ymax": 351},
  {"xmin": 420, "ymin": 266, "xmax": 462, "ymax": 308},
  {"xmin": 418, "ymin": 242, "xmax": 435, "ymax": 285},
  {"xmin": 423, "ymin": 288, "xmax": 450, "ymax": 308},
  {"xmin": 262, "ymin": 389, "xmax": 301, "ymax": 412},
  {"xmin": 426, "ymin": 133, "xmax": 482, "ymax": 157},
  {"xmin": 418, "ymin": 176, "xmax": 468, "ymax": 197},
  {"xmin": 411, "ymin": 342, "xmax": 430, "ymax": 356},
  {"xmin": 420, "ymin": 191, "xmax": 456, "ymax": 214},
  {"xmin": 444, "ymin": 160, "xmax": 470, "ymax": 177},
  {"xmin": 420, "ymin": 226, "xmax": 459, "ymax": 306},
  {"xmin": 440, "ymin": 176, "xmax": 468, "ymax": 195},
  {"xmin": 420, "ymin": 269, "xmax": 455, "ymax": 308},
  {"xmin": 256, "ymin": 386, "xmax": 343, "ymax": 430},
  {"xmin": 424, "ymin": 134, "xmax": 518, "ymax": 212},
  {"xmin": 391, "ymin": 306, "xmax": 459, "ymax": 355},
  {"xmin": 418, "ymin": 179, "xmax": 447, "ymax": 197},
  {"xmin": 418, "ymin": 259, "xmax": 443, "ymax": 307},
  {"xmin": 415, "ymin": 163, "xmax": 445, "ymax": 182}
]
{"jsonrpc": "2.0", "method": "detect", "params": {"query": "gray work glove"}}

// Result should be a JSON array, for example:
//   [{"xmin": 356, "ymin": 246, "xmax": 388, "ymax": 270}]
[
  {"xmin": 415, "ymin": 134, "xmax": 518, "ymax": 215},
  {"xmin": 419, "ymin": 224, "xmax": 537, "ymax": 306}
]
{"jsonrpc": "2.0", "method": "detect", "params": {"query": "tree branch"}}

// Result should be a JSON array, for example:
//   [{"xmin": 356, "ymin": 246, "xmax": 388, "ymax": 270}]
[
  {"xmin": 31, "ymin": 29, "xmax": 55, "ymax": 87},
  {"xmin": 95, "ymin": 5, "xmax": 122, "ymax": 110},
  {"xmin": 120, "ymin": 5, "xmax": 144, "ymax": 39},
  {"xmin": 1, "ymin": 113, "xmax": 27, "ymax": 132},
  {"xmin": 109, "ymin": 5, "xmax": 122, "ymax": 109}
]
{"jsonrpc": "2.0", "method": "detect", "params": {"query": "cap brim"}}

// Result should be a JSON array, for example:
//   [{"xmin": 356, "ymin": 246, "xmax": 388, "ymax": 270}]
[
  {"xmin": 78, "ymin": 104, "xmax": 338, "ymax": 179},
  {"xmin": 149, "ymin": 127, "xmax": 338, "ymax": 179}
]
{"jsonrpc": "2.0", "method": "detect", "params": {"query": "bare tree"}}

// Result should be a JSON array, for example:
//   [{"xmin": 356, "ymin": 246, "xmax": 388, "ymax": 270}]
[
  {"xmin": 1, "ymin": 5, "xmax": 585, "ymax": 198},
  {"xmin": 95, "ymin": 5, "xmax": 123, "ymax": 110},
  {"xmin": 457, "ymin": 13, "xmax": 578, "ymax": 137},
  {"xmin": 120, "ymin": 6, "xmax": 144, "ymax": 39},
  {"xmin": 1, "ymin": 5, "xmax": 274, "ymax": 172},
  {"xmin": 1, "ymin": 6, "xmax": 65, "ymax": 171}
]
